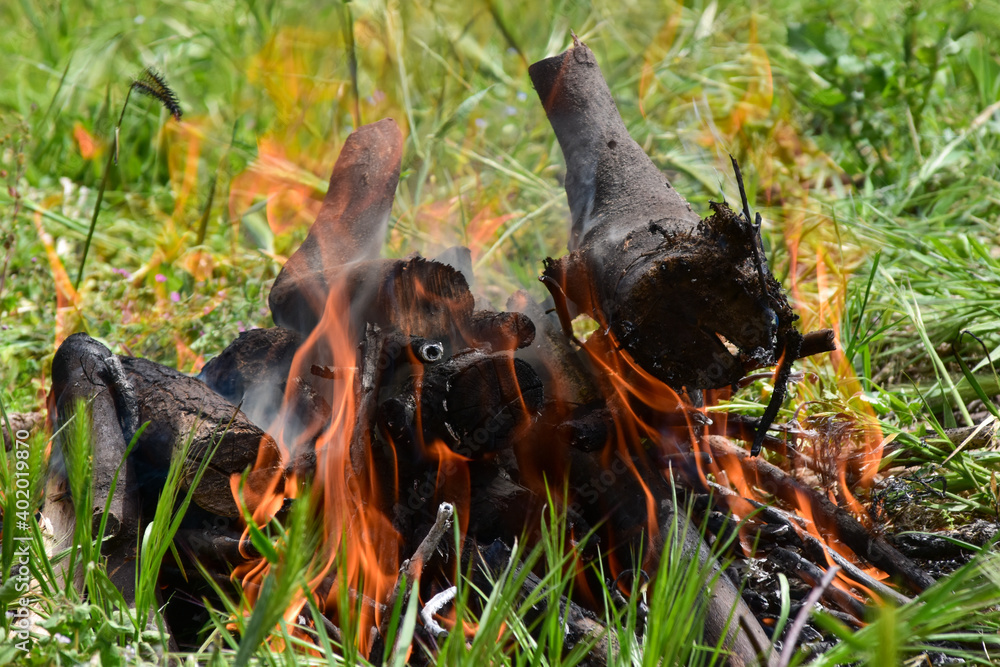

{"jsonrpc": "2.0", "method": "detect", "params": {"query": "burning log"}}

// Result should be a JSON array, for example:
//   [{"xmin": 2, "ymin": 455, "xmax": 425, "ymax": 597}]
[
  {"xmin": 695, "ymin": 481, "xmax": 913, "ymax": 607},
  {"xmin": 768, "ymin": 547, "xmax": 866, "ymax": 622},
  {"xmin": 267, "ymin": 118, "xmax": 502, "ymax": 352},
  {"xmin": 118, "ymin": 356, "xmax": 284, "ymax": 518},
  {"xmin": 558, "ymin": 439, "xmax": 776, "ymax": 666},
  {"xmin": 197, "ymin": 326, "xmax": 303, "ymax": 425},
  {"xmin": 529, "ymin": 39, "xmax": 806, "ymax": 453},
  {"xmin": 48, "ymin": 333, "xmax": 284, "ymax": 521},
  {"xmin": 370, "ymin": 502, "xmax": 454, "ymax": 661},
  {"xmin": 268, "ymin": 118, "xmax": 405, "ymax": 335},
  {"xmin": 378, "ymin": 348, "xmax": 544, "ymax": 458}
]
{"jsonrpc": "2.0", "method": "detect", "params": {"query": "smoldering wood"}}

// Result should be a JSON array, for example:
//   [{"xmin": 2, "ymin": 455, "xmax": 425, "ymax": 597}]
[
  {"xmin": 266, "ymin": 119, "xmax": 525, "ymax": 353},
  {"xmin": 892, "ymin": 520, "xmax": 998, "ymax": 560},
  {"xmin": 269, "ymin": 119, "xmax": 404, "ymax": 335},
  {"xmin": 530, "ymin": 41, "xmax": 800, "ymax": 397},
  {"xmin": 378, "ymin": 348, "xmax": 544, "ymax": 458},
  {"xmin": 198, "ymin": 326, "xmax": 302, "ymax": 421},
  {"xmin": 693, "ymin": 482, "xmax": 912, "ymax": 607},
  {"xmin": 706, "ymin": 437, "xmax": 936, "ymax": 593},
  {"xmin": 563, "ymin": 444, "xmax": 776, "ymax": 666},
  {"xmin": 349, "ymin": 325, "xmax": 388, "ymax": 499},
  {"xmin": 506, "ymin": 289, "xmax": 600, "ymax": 406},
  {"xmin": 466, "ymin": 309, "xmax": 536, "ymax": 352},
  {"xmin": 115, "ymin": 354, "xmax": 285, "ymax": 519},
  {"xmin": 768, "ymin": 548, "xmax": 866, "ymax": 622},
  {"xmin": 371, "ymin": 502, "xmax": 454, "ymax": 662}
]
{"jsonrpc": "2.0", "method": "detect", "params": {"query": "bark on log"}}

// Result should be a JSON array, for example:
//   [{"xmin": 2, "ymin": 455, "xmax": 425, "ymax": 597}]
[
  {"xmin": 46, "ymin": 332, "xmax": 289, "ymax": 522},
  {"xmin": 198, "ymin": 326, "xmax": 304, "ymax": 429},
  {"xmin": 46, "ymin": 333, "xmax": 141, "ymax": 601},
  {"xmin": 269, "ymin": 119, "xmax": 404, "ymax": 335},
  {"xmin": 530, "ymin": 40, "xmax": 798, "ymax": 395},
  {"xmin": 120, "ymin": 356, "xmax": 284, "ymax": 518}
]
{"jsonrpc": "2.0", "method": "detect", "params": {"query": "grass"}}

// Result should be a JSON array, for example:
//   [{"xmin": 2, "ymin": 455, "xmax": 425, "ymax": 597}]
[{"xmin": 3, "ymin": 0, "xmax": 1000, "ymax": 663}]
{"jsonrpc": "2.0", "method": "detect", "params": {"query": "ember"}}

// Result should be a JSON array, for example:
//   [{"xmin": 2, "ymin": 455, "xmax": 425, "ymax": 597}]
[{"xmin": 42, "ymin": 37, "xmax": 941, "ymax": 667}]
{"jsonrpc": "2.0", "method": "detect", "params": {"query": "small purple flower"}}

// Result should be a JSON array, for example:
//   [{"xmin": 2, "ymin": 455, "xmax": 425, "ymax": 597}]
[
  {"xmin": 475, "ymin": 118, "xmax": 487, "ymax": 129},
  {"xmin": 155, "ymin": 273, "xmax": 166, "ymax": 283},
  {"xmin": 505, "ymin": 105, "xmax": 516, "ymax": 116},
  {"xmin": 517, "ymin": 91, "xmax": 527, "ymax": 102},
  {"xmin": 236, "ymin": 321, "xmax": 245, "ymax": 332},
  {"xmin": 31, "ymin": 257, "xmax": 38, "ymax": 263},
  {"xmin": 170, "ymin": 291, "xmax": 180, "ymax": 303}
]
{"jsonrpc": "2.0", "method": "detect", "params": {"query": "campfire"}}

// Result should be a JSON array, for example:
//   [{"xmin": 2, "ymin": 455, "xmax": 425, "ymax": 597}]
[{"xmin": 43, "ymin": 39, "xmax": 953, "ymax": 665}]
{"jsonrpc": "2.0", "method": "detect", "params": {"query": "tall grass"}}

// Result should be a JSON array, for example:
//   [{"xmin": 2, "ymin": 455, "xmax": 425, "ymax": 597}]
[{"xmin": 3, "ymin": 0, "xmax": 1000, "ymax": 663}]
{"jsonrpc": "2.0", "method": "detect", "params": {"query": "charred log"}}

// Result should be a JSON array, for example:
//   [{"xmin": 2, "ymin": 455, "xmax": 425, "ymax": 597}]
[
  {"xmin": 198, "ymin": 327, "xmax": 302, "ymax": 424},
  {"xmin": 269, "ymin": 118, "xmax": 404, "ymax": 335},
  {"xmin": 119, "ymin": 356, "xmax": 284, "ymax": 518},
  {"xmin": 46, "ymin": 333, "xmax": 141, "ymax": 601},
  {"xmin": 530, "ymin": 41, "xmax": 799, "ymax": 396},
  {"xmin": 378, "ymin": 349, "xmax": 544, "ymax": 458}
]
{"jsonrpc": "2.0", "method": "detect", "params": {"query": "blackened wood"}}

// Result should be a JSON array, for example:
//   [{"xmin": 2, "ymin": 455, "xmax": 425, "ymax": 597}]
[
  {"xmin": 48, "ymin": 333, "xmax": 139, "ymax": 545},
  {"xmin": 563, "ymin": 444, "xmax": 776, "ymax": 666},
  {"xmin": 799, "ymin": 329, "xmax": 837, "ymax": 359},
  {"xmin": 751, "ymin": 329, "xmax": 802, "ymax": 456},
  {"xmin": 46, "ymin": 333, "xmax": 141, "ymax": 607},
  {"xmin": 349, "ymin": 325, "xmax": 386, "ymax": 493},
  {"xmin": 118, "ymin": 356, "xmax": 283, "ymax": 518},
  {"xmin": 466, "ymin": 310, "xmax": 536, "ymax": 352},
  {"xmin": 528, "ymin": 39, "xmax": 700, "ymax": 250},
  {"xmin": 269, "ymin": 119, "xmax": 404, "ymax": 334},
  {"xmin": 506, "ymin": 289, "xmax": 599, "ymax": 406},
  {"xmin": 371, "ymin": 502, "xmax": 454, "ymax": 662},
  {"xmin": 198, "ymin": 327, "xmax": 302, "ymax": 419},
  {"xmin": 379, "ymin": 349, "xmax": 543, "ymax": 458},
  {"xmin": 695, "ymin": 480, "xmax": 912, "ymax": 606},
  {"xmin": 174, "ymin": 524, "xmax": 259, "ymax": 568},
  {"xmin": 769, "ymin": 548, "xmax": 866, "ymax": 621},
  {"xmin": 531, "ymin": 42, "xmax": 798, "ymax": 393},
  {"xmin": 707, "ymin": 437, "xmax": 936, "ymax": 593},
  {"xmin": 288, "ymin": 255, "xmax": 477, "ymax": 343}
]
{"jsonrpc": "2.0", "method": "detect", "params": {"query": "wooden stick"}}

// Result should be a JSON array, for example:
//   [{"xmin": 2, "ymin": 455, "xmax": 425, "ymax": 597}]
[
  {"xmin": 370, "ymin": 502, "xmax": 454, "ymax": 662},
  {"xmin": 707, "ymin": 437, "xmax": 936, "ymax": 593},
  {"xmin": 777, "ymin": 565, "xmax": 840, "ymax": 667},
  {"xmin": 770, "ymin": 548, "xmax": 866, "ymax": 621}
]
